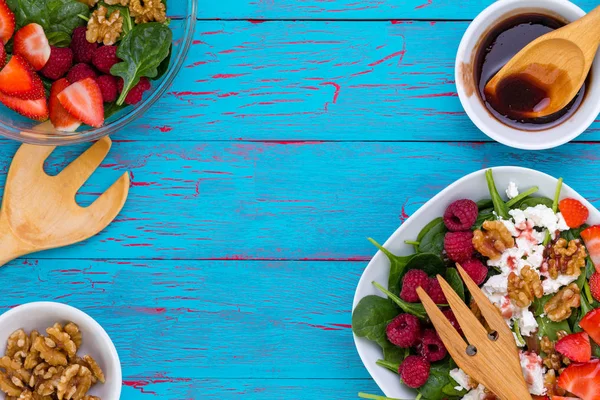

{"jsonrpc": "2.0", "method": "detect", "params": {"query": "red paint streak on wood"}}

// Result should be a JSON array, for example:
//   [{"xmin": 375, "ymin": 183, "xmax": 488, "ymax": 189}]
[
  {"xmin": 248, "ymin": 19, "xmax": 265, "ymax": 24},
  {"xmin": 155, "ymin": 126, "xmax": 172, "ymax": 133},
  {"xmin": 123, "ymin": 243, "xmax": 152, "ymax": 247},
  {"xmin": 123, "ymin": 380, "xmax": 157, "ymax": 394},
  {"xmin": 219, "ymin": 49, "xmax": 236, "ymax": 54},
  {"xmin": 293, "ymin": 322, "xmax": 342, "ymax": 331},
  {"xmin": 201, "ymin": 30, "xmax": 224, "ymax": 35},
  {"xmin": 133, "ymin": 307, "xmax": 167, "ymax": 315},
  {"xmin": 218, "ymin": 92, "xmax": 239, "ymax": 98},
  {"xmin": 129, "ymin": 171, "xmax": 157, "ymax": 187},
  {"xmin": 169, "ymin": 91, "xmax": 217, "ymax": 98},
  {"xmin": 351, "ymin": 70, "xmax": 373, "ymax": 77},
  {"xmin": 320, "ymin": 82, "xmax": 341, "ymax": 110},
  {"xmin": 400, "ymin": 199, "xmax": 410, "ymax": 223},
  {"xmin": 212, "ymin": 73, "xmax": 248, "ymax": 79},
  {"xmin": 410, "ymin": 92, "xmax": 458, "ymax": 98},
  {"xmin": 391, "ymin": 20, "xmax": 413, "ymax": 24},
  {"xmin": 369, "ymin": 49, "xmax": 406, "ymax": 67},
  {"xmin": 192, "ymin": 40, "xmax": 207, "ymax": 45},
  {"xmin": 331, "ymin": 323, "xmax": 352, "ymax": 329},
  {"xmin": 415, "ymin": 0, "xmax": 433, "ymax": 9}
]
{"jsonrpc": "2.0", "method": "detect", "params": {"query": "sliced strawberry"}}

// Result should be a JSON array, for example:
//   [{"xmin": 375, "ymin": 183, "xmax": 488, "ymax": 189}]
[
  {"xmin": 0, "ymin": 40, "xmax": 6, "ymax": 70},
  {"xmin": 591, "ymin": 273, "xmax": 600, "ymax": 303},
  {"xmin": 551, "ymin": 397, "xmax": 582, "ymax": 400},
  {"xmin": 0, "ymin": 91, "xmax": 48, "ymax": 121},
  {"xmin": 559, "ymin": 198, "xmax": 589, "ymax": 228},
  {"xmin": 555, "ymin": 332, "xmax": 591, "ymax": 363},
  {"xmin": 49, "ymin": 78, "xmax": 81, "ymax": 132},
  {"xmin": 13, "ymin": 23, "xmax": 51, "ymax": 71},
  {"xmin": 57, "ymin": 78, "xmax": 104, "ymax": 128},
  {"xmin": 0, "ymin": 0, "xmax": 14, "ymax": 44},
  {"xmin": 580, "ymin": 309, "xmax": 600, "ymax": 345},
  {"xmin": 582, "ymin": 226, "xmax": 600, "ymax": 272},
  {"xmin": 558, "ymin": 359, "xmax": 600, "ymax": 400},
  {"xmin": 0, "ymin": 55, "xmax": 44, "ymax": 100}
]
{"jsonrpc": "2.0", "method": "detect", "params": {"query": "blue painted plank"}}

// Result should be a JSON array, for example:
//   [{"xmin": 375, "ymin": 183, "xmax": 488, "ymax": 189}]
[
  {"xmin": 200, "ymin": 0, "xmax": 599, "ymax": 20},
  {"xmin": 1, "ymin": 141, "xmax": 600, "ymax": 260},
  {"xmin": 1, "ymin": 259, "xmax": 367, "ymax": 380},
  {"xmin": 81, "ymin": 21, "xmax": 600, "ymax": 142}
]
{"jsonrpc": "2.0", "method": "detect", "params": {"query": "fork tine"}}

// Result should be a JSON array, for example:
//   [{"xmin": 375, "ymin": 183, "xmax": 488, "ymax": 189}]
[
  {"xmin": 437, "ymin": 275, "xmax": 490, "ymax": 345},
  {"xmin": 84, "ymin": 171, "xmax": 130, "ymax": 232},
  {"xmin": 417, "ymin": 287, "xmax": 470, "ymax": 367},
  {"xmin": 456, "ymin": 264, "xmax": 514, "ymax": 338},
  {"xmin": 57, "ymin": 136, "xmax": 112, "ymax": 192}
]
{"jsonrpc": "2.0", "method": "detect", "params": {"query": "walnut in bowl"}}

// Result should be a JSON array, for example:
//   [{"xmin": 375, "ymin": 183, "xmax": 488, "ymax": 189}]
[{"xmin": 0, "ymin": 303, "xmax": 121, "ymax": 400}]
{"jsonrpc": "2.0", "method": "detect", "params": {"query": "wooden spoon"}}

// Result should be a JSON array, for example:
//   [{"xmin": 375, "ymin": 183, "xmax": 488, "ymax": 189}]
[
  {"xmin": 485, "ymin": 6, "xmax": 600, "ymax": 119},
  {"xmin": 0, "ymin": 136, "xmax": 130, "ymax": 266}
]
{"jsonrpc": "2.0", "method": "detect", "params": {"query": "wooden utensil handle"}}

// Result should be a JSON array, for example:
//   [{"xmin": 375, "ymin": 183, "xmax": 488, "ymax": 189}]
[{"xmin": 0, "ymin": 216, "xmax": 29, "ymax": 267}]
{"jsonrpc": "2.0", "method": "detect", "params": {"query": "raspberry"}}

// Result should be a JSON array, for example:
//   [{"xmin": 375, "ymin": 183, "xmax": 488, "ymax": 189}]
[
  {"xmin": 96, "ymin": 75, "xmax": 118, "ymax": 103},
  {"xmin": 444, "ymin": 231, "xmax": 474, "ymax": 262},
  {"xmin": 70, "ymin": 27, "xmax": 98, "ymax": 64},
  {"xmin": 386, "ymin": 314, "xmax": 421, "ymax": 348},
  {"xmin": 41, "ymin": 47, "xmax": 73, "ymax": 80},
  {"xmin": 400, "ymin": 356, "xmax": 430, "ymax": 388},
  {"xmin": 426, "ymin": 278, "xmax": 447, "ymax": 304},
  {"xmin": 444, "ymin": 199, "xmax": 478, "ymax": 231},
  {"xmin": 442, "ymin": 309, "xmax": 463, "ymax": 336},
  {"xmin": 590, "ymin": 272, "xmax": 600, "ymax": 302},
  {"xmin": 117, "ymin": 77, "xmax": 152, "ymax": 105},
  {"xmin": 460, "ymin": 258, "xmax": 488, "ymax": 285},
  {"xmin": 67, "ymin": 63, "xmax": 97, "ymax": 83},
  {"xmin": 92, "ymin": 45, "xmax": 121, "ymax": 74},
  {"xmin": 419, "ymin": 329, "xmax": 447, "ymax": 362},
  {"xmin": 400, "ymin": 270, "xmax": 430, "ymax": 303}
]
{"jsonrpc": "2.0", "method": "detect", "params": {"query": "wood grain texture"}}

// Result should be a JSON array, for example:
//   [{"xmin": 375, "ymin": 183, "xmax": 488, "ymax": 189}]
[
  {"xmin": 199, "ymin": 0, "xmax": 599, "ymax": 20},
  {"xmin": 109, "ymin": 21, "xmax": 600, "ymax": 142}
]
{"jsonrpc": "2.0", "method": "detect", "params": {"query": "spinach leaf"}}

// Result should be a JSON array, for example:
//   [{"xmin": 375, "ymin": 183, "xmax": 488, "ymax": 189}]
[
  {"xmin": 368, "ymin": 238, "xmax": 414, "ymax": 296},
  {"xmin": 573, "ymin": 293, "xmax": 593, "ymax": 333},
  {"xmin": 155, "ymin": 43, "xmax": 173, "ymax": 80},
  {"xmin": 536, "ymin": 315, "xmax": 571, "ymax": 341},
  {"xmin": 561, "ymin": 224, "xmax": 589, "ymax": 242},
  {"xmin": 417, "ymin": 218, "xmax": 447, "ymax": 255},
  {"xmin": 104, "ymin": 102, "xmax": 129, "ymax": 120},
  {"xmin": 517, "ymin": 197, "xmax": 553, "ymax": 210},
  {"xmin": 587, "ymin": 258, "xmax": 596, "ymax": 279},
  {"xmin": 373, "ymin": 281, "xmax": 428, "ymax": 320},
  {"xmin": 476, "ymin": 198, "xmax": 492, "ymax": 210},
  {"xmin": 7, "ymin": 0, "xmax": 89, "ymax": 37},
  {"xmin": 418, "ymin": 359, "xmax": 463, "ymax": 400},
  {"xmin": 532, "ymin": 294, "xmax": 552, "ymax": 316},
  {"xmin": 111, "ymin": 23, "xmax": 172, "ymax": 105},
  {"xmin": 352, "ymin": 295, "xmax": 398, "ymax": 346},
  {"xmin": 445, "ymin": 268, "xmax": 465, "ymax": 302},
  {"xmin": 485, "ymin": 169, "xmax": 509, "ymax": 219},
  {"xmin": 505, "ymin": 186, "xmax": 539, "ymax": 208},
  {"xmin": 383, "ymin": 346, "xmax": 408, "ymax": 364},
  {"xmin": 473, "ymin": 207, "xmax": 494, "ymax": 230},
  {"xmin": 46, "ymin": 31, "xmax": 71, "ymax": 47},
  {"xmin": 403, "ymin": 253, "xmax": 445, "ymax": 281}
]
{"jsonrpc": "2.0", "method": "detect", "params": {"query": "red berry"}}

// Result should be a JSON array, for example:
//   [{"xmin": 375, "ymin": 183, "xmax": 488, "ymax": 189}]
[
  {"xmin": 400, "ymin": 356, "xmax": 430, "ymax": 388},
  {"xmin": 444, "ymin": 231, "xmax": 474, "ymax": 262},
  {"xmin": 559, "ymin": 198, "xmax": 589, "ymax": 228},
  {"xmin": 41, "ymin": 47, "xmax": 73, "ymax": 80},
  {"xmin": 582, "ymin": 225, "xmax": 600, "ymax": 272},
  {"xmin": 66, "ymin": 63, "xmax": 97, "ymax": 84},
  {"xmin": 0, "ymin": 55, "xmax": 44, "ymax": 100},
  {"xmin": 13, "ymin": 23, "xmax": 50, "ymax": 71},
  {"xmin": 118, "ymin": 77, "xmax": 152, "ymax": 105},
  {"xmin": 442, "ymin": 309, "xmax": 463, "ymax": 336},
  {"xmin": 70, "ymin": 26, "xmax": 97, "ymax": 64},
  {"xmin": 555, "ymin": 332, "xmax": 591, "ymax": 363},
  {"xmin": 49, "ymin": 78, "xmax": 81, "ymax": 132},
  {"xmin": 96, "ymin": 75, "xmax": 118, "ymax": 103},
  {"xmin": 57, "ymin": 78, "xmax": 104, "ymax": 128},
  {"xmin": 419, "ymin": 329, "xmax": 447, "ymax": 362},
  {"xmin": 444, "ymin": 199, "xmax": 478, "ymax": 231},
  {"xmin": 459, "ymin": 259, "xmax": 488, "ymax": 285},
  {"xmin": 0, "ymin": 91, "xmax": 47, "ymax": 121},
  {"xmin": 386, "ymin": 314, "xmax": 421, "ymax": 348},
  {"xmin": 0, "ymin": 0, "xmax": 15, "ymax": 45},
  {"xmin": 92, "ymin": 45, "xmax": 121, "ymax": 74},
  {"xmin": 400, "ymin": 270, "xmax": 430, "ymax": 303},
  {"xmin": 0, "ymin": 41, "xmax": 6, "ymax": 69},
  {"xmin": 557, "ymin": 359, "xmax": 600, "ymax": 400},
  {"xmin": 580, "ymin": 309, "xmax": 600, "ymax": 346},
  {"xmin": 590, "ymin": 273, "xmax": 600, "ymax": 303},
  {"xmin": 426, "ymin": 278, "xmax": 447, "ymax": 304}
]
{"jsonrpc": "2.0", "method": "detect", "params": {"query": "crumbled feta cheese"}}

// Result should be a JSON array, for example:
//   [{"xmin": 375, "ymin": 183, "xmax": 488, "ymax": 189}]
[
  {"xmin": 461, "ymin": 384, "xmax": 487, "ymax": 400},
  {"xmin": 557, "ymin": 212, "xmax": 569, "ymax": 231},
  {"xmin": 519, "ymin": 309, "xmax": 538, "ymax": 337},
  {"xmin": 509, "ymin": 208, "xmax": 527, "ymax": 226},
  {"xmin": 520, "ymin": 351, "xmax": 546, "ymax": 395},
  {"xmin": 450, "ymin": 368, "xmax": 472, "ymax": 391},
  {"xmin": 542, "ymin": 273, "xmax": 579, "ymax": 294},
  {"xmin": 506, "ymin": 181, "xmax": 519, "ymax": 199},
  {"xmin": 501, "ymin": 218, "xmax": 519, "ymax": 237}
]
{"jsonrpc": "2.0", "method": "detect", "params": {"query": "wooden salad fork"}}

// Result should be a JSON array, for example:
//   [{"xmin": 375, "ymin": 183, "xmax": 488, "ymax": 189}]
[
  {"xmin": 416, "ymin": 264, "xmax": 532, "ymax": 400},
  {"xmin": 0, "ymin": 136, "xmax": 130, "ymax": 266}
]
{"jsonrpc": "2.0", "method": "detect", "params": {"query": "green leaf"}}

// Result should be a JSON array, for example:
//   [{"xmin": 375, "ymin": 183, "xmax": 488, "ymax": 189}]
[
  {"xmin": 536, "ymin": 315, "xmax": 571, "ymax": 341},
  {"xmin": 46, "ymin": 31, "xmax": 71, "ymax": 47},
  {"xmin": 552, "ymin": 178, "xmax": 563, "ymax": 213},
  {"xmin": 418, "ymin": 359, "xmax": 462, "ymax": 400},
  {"xmin": 155, "ymin": 43, "xmax": 173, "ymax": 80},
  {"xmin": 111, "ymin": 23, "xmax": 173, "ymax": 105},
  {"xmin": 473, "ymin": 207, "xmax": 494, "ymax": 230},
  {"xmin": 476, "ymin": 198, "xmax": 493, "ymax": 210},
  {"xmin": 586, "ymin": 257, "xmax": 596, "ymax": 279},
  {"xmin": 416, "ymin": 217, "xmax": 447, "ymax": 254},
  {"xmin": 368, "ymin": 238, "xmax": 414, "ymax": 296},
  {"xmin": 532, "ymin": 294, "xmax": 553, "ymax": 316},
  {"xmin": 7, "ymin": 0, "xmax": 89, "ymax": 37},
  {"xmin": 485, "ymin": 169, "xmax": 509, "ymax": 219},
  {"xmin": 352, "ymin": 295, "xmax": 399, "ymax": 345},
  {"xmin": 517, "ymin": 197, "xmax": 553, "ymax": 210},
  {"xmin": 104, "ymin": 102, "xmax": 129, "ymax": 120},
  {"xmin": 383, "ymin": 346, "xmax": 408, "ymax": 364},
  {"xmin": 376, "ymin": 359, "xmax": 400, "ymax": 374},
  {"xmin": 358, "ymin": 393, "xmax": 404, "ymax": 400},
  {"xmin": 561, "ymin": 225, "xmax": 589, "ymax": 242},
  {"xmin": 373, "ymin": 281, "xmax": 428, "ymax": 320},
  {"xmin": 505, "ymin": 186, "xmax": 539, "ymax": 208},
  {"xmin": 445, "ymin": 268, "xmax": 465, "ymax": 302},
  {"xmin": 404, "ymin": 253, "xmax": 446, "ymax": 282}
]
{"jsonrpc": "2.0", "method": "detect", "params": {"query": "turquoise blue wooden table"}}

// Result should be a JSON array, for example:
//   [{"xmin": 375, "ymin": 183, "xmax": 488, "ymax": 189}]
[{"xmin": 4, "ymin": 1, "xmax": 600, "ymax": 398}]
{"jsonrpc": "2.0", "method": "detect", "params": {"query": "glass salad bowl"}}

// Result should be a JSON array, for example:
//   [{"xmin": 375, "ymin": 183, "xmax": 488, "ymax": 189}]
[{"xmin": 0, "ymin": 0, "xmax": 196, "ymax": 146}]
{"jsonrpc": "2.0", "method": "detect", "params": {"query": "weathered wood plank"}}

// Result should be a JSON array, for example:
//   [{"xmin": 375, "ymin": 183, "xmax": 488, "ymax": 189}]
[
  {"xmin": 1, "ymin": 259, "xmax": 366, "ymax": 379},
  {"xmin": 99, "ymin": 21, "xmax": 600, "ymax": 142},
  {"xmin": 200, "ymin": 1, "xmax": 598, "ymax": 20},
  {"xmin": 1, "ymin": 140, "xmax": 598, "ymax": 260}
]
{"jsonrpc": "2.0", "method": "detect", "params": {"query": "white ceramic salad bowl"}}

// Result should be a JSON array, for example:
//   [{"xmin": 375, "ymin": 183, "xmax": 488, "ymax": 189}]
[{"xmin": 352, "ymin": 166, "xmax": 600, "ymax": 398}]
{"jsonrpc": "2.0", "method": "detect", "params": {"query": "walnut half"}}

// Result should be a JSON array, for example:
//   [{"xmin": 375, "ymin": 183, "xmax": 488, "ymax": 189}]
[
  {"xmin": 86, "ymin": 6, "xmax": 124, "ymax": 46},
  {"xmin": 546, "ymin": 238, "xmax": 587, "ymax": 279},
  {"xmin": 508, "ymin": 266, "xmax": 543, "ymax": 307},
  {"xmin": 473, "ymin": 220, "xmax": 515, "ymax": 260},
  {"xmin": 544, "ymin": 283, "xmax": 581, "ymax": 322}
]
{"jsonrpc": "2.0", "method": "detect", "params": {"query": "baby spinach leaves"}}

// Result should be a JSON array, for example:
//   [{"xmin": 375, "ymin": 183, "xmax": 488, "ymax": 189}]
[
  {"xmin": 416, "ymin": 217, "xmax": 446, "ymax": 255},
  {"xmin": 485, "ymin": 169, "xmax": 509, "ymax": 219},
  {"xmin": 418, "ymin": 359, "xmax": 465, "ymax": 400},
  {"xmin": 382, "ymin": 346, "xmax": 408, "ymax": 364},
  {"xmin": 516, "ymin": 197, "xmax": 553, "ymax": 210},
  {"xmin": 473, "ymin": 207, "xmax": 494, "ymax": 230},
  {"xmin": 404, "ymin": 253, "xmax": 445, "ymax": 280},
  {"xmin": 368, "ymin": 238, "xmax": 414, "ymax": 296},
  {"xmin": 505, "ymin": 186, "xmax": 539, "ymax": 208},
  {"xmin": 536, "ymin": 315, "xmax": 571, "ymax": 341},
  {"xmin": 445, "ymin": 268, "xmax": 465, "ymax": 302},
  {"xmin": 352, "ymin": 295, "xmax": 398, "ymax": 347},
  {"xmin": 111, "ymin": 23, "xmax": 172, "ymax": 105},
  {"xmin": 476, "ymin": 198, "xmax": 492, "ymax": 210},
  {"xmin": 373, "ymin": 281, "xmax": 428, "ymax": 319},
  {"xmin": 7, "ymin": 0, "xmax": 89, "ymax": 45}
]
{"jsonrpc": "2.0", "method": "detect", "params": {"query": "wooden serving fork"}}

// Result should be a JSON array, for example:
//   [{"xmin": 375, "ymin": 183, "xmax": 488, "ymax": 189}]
[
  {"xmin": 0, "ymin": 137, "xmax": 129, "ymax": 266},
  {"xmin": 417, "ymin": 265, "xmax": 532, "ymax": 400}
]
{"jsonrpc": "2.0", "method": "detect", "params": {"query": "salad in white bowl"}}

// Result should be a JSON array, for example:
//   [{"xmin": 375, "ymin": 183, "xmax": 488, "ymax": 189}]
[{"xmin": 352, "ymin": 167, "xmax": 600, "ymax": 400}]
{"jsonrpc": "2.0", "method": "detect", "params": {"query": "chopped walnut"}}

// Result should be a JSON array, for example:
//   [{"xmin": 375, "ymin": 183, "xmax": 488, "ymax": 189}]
[
  {"xmin": 76, "ymin": 0, "xmax": 98, "ymax": 6},
  {"xmin": 546, "ymin": 238, "xmax": 587, "ymax": 279},
  {"xmin": 540, "ymin": 334, "xmax": 570, "ymax": 373},
  {"xmin": 83, "ymin": 396, "xmax": 101, "ymax": 400},
  {"xmin": 24, "ymin": 331, "xmax": 41, "ymax": 371},
  {"xmin": 63, "ymin": 325, "xmax": 81, "ymax": 351},
  {"xmin": 470, "ymin": 299, "xmax": 491, "ymax": 331},
  {"xmin": 130, "ymin": 0, "xmax": 167, "ymax": 24},
  {"xmin": 86, "ymin": 6, "xmax": 123, "ymax": 46},
  {"xmin": 473, "ymin": 220, "xmax": 515, "ymax": 260},
  {"xmin": 544, "ymin": 369, "xmax": 567, "ymax": 397},
  {"xmin": 6, "ymin": 330, "xmax": 31, "ymax": 359},
  {"xmin": 46, "ymin": 325, "xmax": 77, "ymax": 360},
  {"xmin": 56, "ymin": 365, "xmax": 92, "ymax": 400},
  {"xmin": 33, "ymin": 337, "xmax": 67, "ymax": 368},
  {"xmin": 105, "ymin": 0, "xmax": 129, "ymax": 4},
  {"xmin": 82, "ymin": 357, "xmax": 104, "ymax": 385},
  {"xmin": 31, "ymin": 363, "xmax": 64, "ymax": 397},
  {"xmin": 544, "ymin": 283, "xmax": 581, "ymax": 322},
  {"xmin": 507, "ymin": 266, "xmax": 543, "ymax": 307}
]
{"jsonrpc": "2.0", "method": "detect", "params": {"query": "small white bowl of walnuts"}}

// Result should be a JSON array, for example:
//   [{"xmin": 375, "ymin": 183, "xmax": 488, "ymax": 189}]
[{"xmin": 0, "ymin": 302, "xmax": 121, "ymax": 400}]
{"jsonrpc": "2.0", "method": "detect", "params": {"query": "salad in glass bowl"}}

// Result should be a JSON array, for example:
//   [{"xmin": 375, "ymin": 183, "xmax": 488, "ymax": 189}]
[
  {"xmin": 0, "ymin": 0, "xmax": 196, "ymax": 145},
  {"xmin": 353, "ymin": 168, "xmax": 600, "ymax": 400}
]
